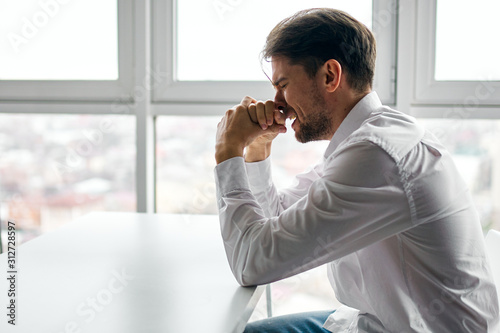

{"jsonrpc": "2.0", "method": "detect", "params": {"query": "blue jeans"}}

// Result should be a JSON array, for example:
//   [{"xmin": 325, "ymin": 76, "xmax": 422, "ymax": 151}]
[{"xmin": 243, "ymin": 310, "xmax": 335, "ymax": 333}]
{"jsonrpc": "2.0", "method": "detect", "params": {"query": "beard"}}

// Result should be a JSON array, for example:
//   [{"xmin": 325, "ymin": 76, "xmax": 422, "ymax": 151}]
[
  {"xmin": 294, "ymin": 85, "xmax": 334, "ymax": 143},
  {"xmin": 295, "ymin": 113, "xmax": 332, "ymax": 143}
]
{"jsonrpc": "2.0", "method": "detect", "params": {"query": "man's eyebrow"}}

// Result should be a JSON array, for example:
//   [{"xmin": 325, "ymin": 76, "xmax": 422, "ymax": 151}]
[{"xmin": 272, "ymin": 77, "xmax": 287, "ymax": 87}]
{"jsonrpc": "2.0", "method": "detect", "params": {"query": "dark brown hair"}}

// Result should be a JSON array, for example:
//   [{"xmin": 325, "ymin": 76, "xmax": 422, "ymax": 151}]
[{"xmin": 262, "ymin": 8, "xmax": 376, "ymax": 93}]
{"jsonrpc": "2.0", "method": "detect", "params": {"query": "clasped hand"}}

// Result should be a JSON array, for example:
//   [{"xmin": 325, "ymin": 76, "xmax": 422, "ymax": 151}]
[{"xmin": 215, "ymin": 96, "xmax": 287, "ymax": 164}]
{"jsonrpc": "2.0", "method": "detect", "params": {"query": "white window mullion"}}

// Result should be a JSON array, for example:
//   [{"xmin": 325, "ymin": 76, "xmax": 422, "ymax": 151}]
[
  {"xmin": 135, "ymin": 0, "xmax": 156, "ymax": 213},
  {"xmin": 372, "ymin": 0, "xmax": 398, "ymax": 105},
  {"xmin": 395, "ymin": 0, "xmax": 417, "ymax": 114}
]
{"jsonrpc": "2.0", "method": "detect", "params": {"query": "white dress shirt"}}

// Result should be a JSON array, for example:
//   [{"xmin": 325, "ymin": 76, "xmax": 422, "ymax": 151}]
[{"xmin": 214, "ymin": 92, "xmax": 499, "ymax": 332}]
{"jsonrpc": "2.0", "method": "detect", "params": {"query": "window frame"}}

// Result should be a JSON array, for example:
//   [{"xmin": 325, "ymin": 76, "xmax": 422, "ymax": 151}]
[
  {"xmin": 413, "ymin": 0, "xmax": 500, "ymax": 106},
  {"xmin": 151, "ymin": 0, "xmax": 397, "ymax": 109},
  {"xmin": 0, "ymin": 0, "xmax": 134, "ymax": 102}
]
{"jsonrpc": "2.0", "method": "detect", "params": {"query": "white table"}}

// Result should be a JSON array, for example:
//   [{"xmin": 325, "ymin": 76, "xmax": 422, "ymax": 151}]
[{"xmin": 0, "ymin": 212, "xmax": 264, "ymax": 333}]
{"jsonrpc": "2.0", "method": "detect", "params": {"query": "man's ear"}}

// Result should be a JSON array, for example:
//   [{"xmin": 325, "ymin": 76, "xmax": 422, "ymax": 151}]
[{"xmin": 323, "ymin": 59, "xmax": 342, "ymax": 93}]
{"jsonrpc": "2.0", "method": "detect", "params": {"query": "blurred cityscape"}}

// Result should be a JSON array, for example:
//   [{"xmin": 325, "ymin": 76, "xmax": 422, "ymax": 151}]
[{"xmin": 0, "ymin": 114, "xmax": 136, "ymax": 245}]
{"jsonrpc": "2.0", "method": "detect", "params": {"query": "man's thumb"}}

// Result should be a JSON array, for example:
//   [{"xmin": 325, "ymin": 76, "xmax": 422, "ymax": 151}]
[{"xmin": 268, "ymin": 123, "xmax": 287, "ymax": 134}]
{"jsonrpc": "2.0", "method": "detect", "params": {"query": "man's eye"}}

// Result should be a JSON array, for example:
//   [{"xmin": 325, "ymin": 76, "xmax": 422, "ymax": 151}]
[{"xmin": 280, "ymin": 84, "xmax": 287, "ymax": 89}]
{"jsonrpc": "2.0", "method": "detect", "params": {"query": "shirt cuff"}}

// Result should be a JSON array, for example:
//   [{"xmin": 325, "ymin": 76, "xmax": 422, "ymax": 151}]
[
  {"xmin": 245, "ymin": 158, "xmax": 273, "ymax": 191},
  {"xmin": 214, "ymin": 157, "xmax": 250, "ymax": 196}
]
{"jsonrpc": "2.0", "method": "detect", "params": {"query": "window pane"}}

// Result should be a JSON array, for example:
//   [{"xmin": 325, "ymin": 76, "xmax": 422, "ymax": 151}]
[
  {"xmin": 0, "ymin": 114, "xmax": 135, "ymax": 249},
  {"xmin": 435, "ymin": 0, "xmax": 500, "ymax": 81},
  {"xmin": 419, "ymin": 118, "xmax": 500, "ymax": 233},
  {"xmin": 176, "ymin": 0, "xmax": 373, "ymax": 81},
  {"xmin": 0, "ymin": 0, "xmax": 118, "ymax": 80},
  {"xmin": 156, "ymin": 116, "xmax": 219, "ymax": 214}
]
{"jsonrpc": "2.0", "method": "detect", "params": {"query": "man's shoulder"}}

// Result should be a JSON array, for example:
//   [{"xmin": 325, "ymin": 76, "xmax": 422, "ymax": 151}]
[{"xmin": 341, "ymin": 105, "xmax": 427, "ymax": 162}]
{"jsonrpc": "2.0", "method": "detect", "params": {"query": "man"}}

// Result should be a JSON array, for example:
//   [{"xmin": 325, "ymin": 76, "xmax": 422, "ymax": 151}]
[{"xmin": 214, "ymin": 8, "xmax": 499, "ymax": 332}]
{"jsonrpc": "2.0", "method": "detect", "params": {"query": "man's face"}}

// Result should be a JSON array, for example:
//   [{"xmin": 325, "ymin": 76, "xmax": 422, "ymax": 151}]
[{"xmin": 271, "ymin": 56, "xmax": 335, "ymax": 143}]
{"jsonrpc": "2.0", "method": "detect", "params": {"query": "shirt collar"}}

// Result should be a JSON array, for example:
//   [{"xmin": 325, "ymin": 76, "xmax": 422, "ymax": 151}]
[{"xmin": 324, "ymin": 91, "xmax": 382, "ymax": 158}]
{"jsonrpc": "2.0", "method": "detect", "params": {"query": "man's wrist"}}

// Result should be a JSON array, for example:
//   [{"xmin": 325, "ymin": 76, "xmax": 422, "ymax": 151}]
[
  {"xmin": 245, "ymin": 142, "xmax": 272, "ymax": 162},
  {"xmin": 215, "ymin": 144, "xmax": 245, "ymax": 164}
]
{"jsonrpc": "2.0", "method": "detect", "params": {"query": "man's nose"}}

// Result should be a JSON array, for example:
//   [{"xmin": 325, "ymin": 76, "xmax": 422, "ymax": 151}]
[{"xmin": 274, "ymin": 91, "xmax": 287, "ymax": 111}]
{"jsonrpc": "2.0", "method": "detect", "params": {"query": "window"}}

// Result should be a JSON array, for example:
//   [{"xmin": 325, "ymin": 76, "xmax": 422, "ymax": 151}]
[
  {"xmin": 0, "ymin": 0, "xmax": 133, "ymax": 101},
  {"xmin": 0, "ymin": 0, "xmax": 118, "ymax": 80},
  {"xmin": 399, "ymin": 0, "xmax": 500, "ymax": 234},
  {"xmin": 413, "ymin": 0, "xmax": 500, "ymax": 105},
  {"xmin": 435, "ymin": 0, "xmax": 500, "ymax": 81},
  {"xmin": 176, "ymin": 0, "xmax": 372, "ymax": 82},
  {"xmin": 0, "ymin": 0, "xmax": 138, "ymax": 251},
  {"xmin": 156, "ymin": 116, "xmax": 219, "ymax": 214},
  {"xmin": 154, "ymin": 0, "xmax": 390, "ymax": 213},
  {"xmin": 419, "ymin": 119, "xmax": 500, "ymax": 233},
  {"xmin": 152, "ymin": 0, "xmax": 396, "ymax": 105},
  {"xmin": 0, "ymin": 114, "xmax": 136, "ymax": 248}
]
